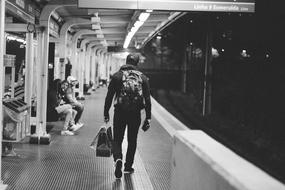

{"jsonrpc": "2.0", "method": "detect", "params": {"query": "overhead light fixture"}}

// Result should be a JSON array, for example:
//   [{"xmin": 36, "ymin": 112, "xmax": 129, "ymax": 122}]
[
  {"xmin": 146, "ymin": 10, "xmax": 153, "ymax": 13},
  {"xmin": 134, "ymin": 20, "xmax": 144, "ymax": 28},
  {"xmin": 95, "ymin": 30, "xmax": 103, "ymax": 34},
  {"xmin": 123, "ymin": 11, "xmax": 151, "ymax": 49},
  {"xmin": 97, "ymin": 34, "xmax": 104, "ymax": 38},
  {"xmin": 91, "ymin": 16, "xmax": 100, "ymax": 23},
  {"xmin": 92, "ymin": 24, "xmax": 101, "ymax": 30},
  {"xmin": 138, "ymin": 12, "xmax": 150, "ymax": 22},
  {"xmin": 6, "ymin": 35, "xmax": 26, "ymax": 44}
]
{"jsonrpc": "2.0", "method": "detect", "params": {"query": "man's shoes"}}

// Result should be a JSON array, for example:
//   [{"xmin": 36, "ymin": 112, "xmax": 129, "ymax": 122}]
[
  {"xmin": 114, "ymin": 159, "xmax": 123, "ymax": 179},
  {"xmin": 124, "ymin": 167, "xmax": 135, "ymax": 173},
  {"xmin": 61, "ymin": 130, "xmax": 74, "ymax": 136},
  {"xmin": 69, "ymin": 124, "xmax": 82, "ymax": 132},
  {"xmin": 77, "ymin": 122, "xmax": 84, "ymax": 128}
]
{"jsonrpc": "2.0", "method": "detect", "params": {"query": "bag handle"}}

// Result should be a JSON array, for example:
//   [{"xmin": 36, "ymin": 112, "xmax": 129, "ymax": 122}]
[
  {"xmin": 90, "ymin": 125, "xmax": 112, "ymax": 147},
  {"xmin": 90, "ymin": 126, "xmax": 105, "ymax": 147}
]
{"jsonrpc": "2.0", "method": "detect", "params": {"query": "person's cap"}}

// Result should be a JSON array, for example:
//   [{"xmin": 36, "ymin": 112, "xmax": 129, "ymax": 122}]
[
  {"xmin": 67, "ymin": 76, "xmax": 77, "ymax": 83},
  {"xmin": 126, "ymin": 53, "xmax": 139, "ymax": 66}
]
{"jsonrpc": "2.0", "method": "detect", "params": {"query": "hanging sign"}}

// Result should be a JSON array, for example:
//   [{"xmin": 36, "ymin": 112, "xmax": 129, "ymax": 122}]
[
  {"xmin": 6, "ymin": 0, "xmax": 37, "ymax": 23},
  {"xmin": 78, "ymin": 0, "xmax": 255, "ymax": 12},
  {"xmin": 49, "ymin": 19, "xmax": 60, "ymax": 38}
]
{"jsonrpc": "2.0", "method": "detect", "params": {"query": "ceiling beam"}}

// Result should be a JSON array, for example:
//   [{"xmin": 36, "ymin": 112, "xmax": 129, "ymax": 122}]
[{"xmin": 100, "ymin": 16, "xmax": 131, "ymax": 24}]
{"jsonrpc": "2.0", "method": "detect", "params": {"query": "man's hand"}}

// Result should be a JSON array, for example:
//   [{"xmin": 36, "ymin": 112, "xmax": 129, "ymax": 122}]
[
  {"xmin": 142, "ymin": 119, "xmax": 151, "ymax": 132},
  {"xmin": 104, "ymin": 113, "xmax": 110, "ymax": 123}
]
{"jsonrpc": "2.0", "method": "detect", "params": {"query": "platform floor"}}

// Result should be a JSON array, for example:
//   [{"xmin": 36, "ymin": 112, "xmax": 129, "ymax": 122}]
[{"xmin": 1, "ymin": 87, "xmax": 172, "ymax": 190}]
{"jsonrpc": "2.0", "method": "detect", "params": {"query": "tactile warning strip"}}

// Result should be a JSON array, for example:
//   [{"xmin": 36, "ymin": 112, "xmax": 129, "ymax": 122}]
[{"xmin": 137, "ymin": 117, "xmax": 172, "ymax": 190}]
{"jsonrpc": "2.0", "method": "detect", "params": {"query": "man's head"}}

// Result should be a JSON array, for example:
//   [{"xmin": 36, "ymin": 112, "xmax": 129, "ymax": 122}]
[
  {"xmin": 61, "ymin": 80, "xmax": 69, "ymax": 91},
  {"xmin": 126, "ymin": 53, "xmax": 139, "ymax": 66}
]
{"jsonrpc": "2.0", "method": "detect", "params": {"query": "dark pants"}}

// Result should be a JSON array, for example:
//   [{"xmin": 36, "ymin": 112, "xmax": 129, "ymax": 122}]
[{"xmin": 113, "ymin": 108, "xmax": 141, "ymax": 168}]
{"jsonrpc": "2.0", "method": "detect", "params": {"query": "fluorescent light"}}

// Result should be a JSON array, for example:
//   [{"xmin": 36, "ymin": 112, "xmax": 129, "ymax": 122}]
[
  {"xmin": 138, "ymin": 12, "xmax": 150, "ymax": 22},
  {"xmin": 123, "ymin": 12, "xmax": 150, "ymax": 48},
  {"xmin": 7, "ymin": 36, "xmax": 16, "ymax": 41},
  {"xmin": 91, "ymin": 17, "xmax": 100, "ymax": 23},
  {"xmin": 123, "ymin": 34, "xmax": 133, "ymax": 48},
  {"xmin": 97, "ymin": 34, "xmax": 104, "ymax": 38},
  {"xmin": 134, "ymin": 20, "xmax": 144, "ymax": 28},
  {"xmin": 95, "ymin": 30, "xmax": 103, "ymax": 34},
  {"xmin": 146, "ymin": 10, "xmax": 153, "ymax": 13},
  {"xmin": 92, "ymin": 24, "xmax": 101, "ymax": 30},
  {"xmin": 16, "ymin": 39, "xmax": 25, "ymax": 43},
  {"xmin": 7, "ymin": 35, "xmax": 26, "ymax": 44}
]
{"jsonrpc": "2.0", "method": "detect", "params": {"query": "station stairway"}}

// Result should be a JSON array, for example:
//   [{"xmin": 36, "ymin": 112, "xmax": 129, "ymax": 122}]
[{"xmin": 1, "ymin": 87, "xmax": 172, "ymax": 190}]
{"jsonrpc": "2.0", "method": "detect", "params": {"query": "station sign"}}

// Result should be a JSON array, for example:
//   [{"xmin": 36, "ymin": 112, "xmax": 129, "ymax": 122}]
[
  {"xmin": 6, "ymin": 0, "xmax": 39, "ymax": 24},
  {"xmin": 78, "ymin": 0, "xmax": 255, "ymax": 13},
  {"xmin": 7, "ymin": 0, "xmax": 37, "ymax": 16},
  {"xmin": 49, "ymin": 18, "xmax": 60, "ymax": 38}
]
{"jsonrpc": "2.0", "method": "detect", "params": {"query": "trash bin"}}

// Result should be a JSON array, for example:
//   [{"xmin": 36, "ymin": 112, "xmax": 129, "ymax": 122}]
[{"xmin": 2, "ymin": 98, "xmax": 29, "ymax": 142}]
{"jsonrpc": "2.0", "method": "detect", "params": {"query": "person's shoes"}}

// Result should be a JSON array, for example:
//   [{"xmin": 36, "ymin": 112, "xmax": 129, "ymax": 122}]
[
  {"xmin": 61, "ymin": 130, "xmax": 74, "ymax": 136},
  {"xmin": 124, "ymin": 167, "xmax": 135, "ymax": 173},
  {"xmin": 69, "ymin": 124, "xmax": 82, "ymax": 132},
  {"xmin": 76, "ymin": 122, "xmax": 84, "ymax": 128},
  {"xmin": 114, "ymin": 159, "xmax": 123, "ymax": 179}
]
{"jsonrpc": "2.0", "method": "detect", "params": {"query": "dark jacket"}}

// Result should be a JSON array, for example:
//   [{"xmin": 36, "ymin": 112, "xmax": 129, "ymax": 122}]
[{"xmin": 104, "ymin": 64, "xmax": 151, "ymax": 119}]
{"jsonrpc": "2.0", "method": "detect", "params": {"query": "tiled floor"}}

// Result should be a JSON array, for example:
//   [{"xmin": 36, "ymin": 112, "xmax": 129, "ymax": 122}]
[{"xmin": 1, "ymin": 88, "xmax": 172, "ymax": 190}]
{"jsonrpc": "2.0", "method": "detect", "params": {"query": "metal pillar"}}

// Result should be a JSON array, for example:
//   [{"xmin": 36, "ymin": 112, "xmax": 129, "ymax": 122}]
[
  {"xmin": 0, "ymin": 0, "xmax": 8, "ymax": 188},
  {"xmin": 70, "ymin": 30, "xmax": 97, "ymax": 95},
  {"xmin": 79, "ymin": 49, "xmax": 85, "ymax": 97},
  {"xmin": 24, "ymin": 32, "xmax": 34, "ymax": 134},
  {"xmin": 90, "ymin": 51, "xmax": 96, "ymax": 89},
  {"xmin": 202, "ymin": 18, "xmax": 213, "ymax": 116},
  {"xmin": 71, "ymin": 42, "xmax": 77, "ymax": 78},
  {"xmin": 53, "ymin": 43, "xmax": 60, "ymax": 79},
  {"xmin": 182, "ymin": 45, "xmax": 188, "ymax": 93},
  {"xmin": 36, "ymin": 29, "xmax": 49, "ymax": 136},
  {"xmin": 59, "ymin": 36, "xmax": 67, "ymax": 80},
  {"xmin": 106, "ymin": 54, "xmax": 111, "ymax": 81},
  {"xmin": 85, "ymin": 48, "xmax": 91, "ymax": 86}
]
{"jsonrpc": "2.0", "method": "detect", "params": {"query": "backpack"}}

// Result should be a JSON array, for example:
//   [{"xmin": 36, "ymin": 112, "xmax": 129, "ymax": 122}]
[{"xmin": 117, "ymin": 70, "xmax": 144, "ymax": 111}]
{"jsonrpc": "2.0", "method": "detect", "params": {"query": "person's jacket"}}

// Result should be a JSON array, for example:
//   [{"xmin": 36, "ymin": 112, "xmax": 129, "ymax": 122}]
[
  {"xmin": 60, "ymin": 86, "xmax": 76, "ymax": 104},
  {"xmin": 104, "ymin": 64, "xmax": 151, "ymax": 119}
]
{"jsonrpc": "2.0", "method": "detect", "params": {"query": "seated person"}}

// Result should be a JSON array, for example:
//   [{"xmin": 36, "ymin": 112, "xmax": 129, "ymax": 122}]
[
  {"xmin": 60, "ymin": 77, "xmax": 84, "ymax": 130},
  {"xmin": 47, "ymin": 79, "xmax": 77, "ymax": 136}
]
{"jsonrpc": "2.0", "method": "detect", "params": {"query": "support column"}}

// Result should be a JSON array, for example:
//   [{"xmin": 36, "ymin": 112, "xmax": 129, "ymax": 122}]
[
  {"xmin": 85, "ymin": 48, "xmax": 91, "ymax": 86},
  {"xmin": 90, "ymin": 51, "xmax": 96, "ymax": 90},
  {"xmin": 24, "ymin": 32, "xmax": 34, "ymax": 134},
  {"xmin": 59, "ymin": 18, "xmax": 95, "ymax": 80},
  {"xmin": 59, "ymin": 37, "xmax": 67, "ymax": 81},
  {"xmin": 202, "ymin": 17, "xmax": 213, "ymax": 116},
  {"xmin": 106, "ymin": 54, "xmax": 111, "ymax": 82},
  {"xmin": 71, "ymin": 42, "xmax": 77, "ymax": 78},
  {"xmin": 78, "ymin": 49, "xmax": 85, "ymax": 98},
  {"xmin": 36, "ymin": 28, "xmax": 49, "ymax": 136},
  {"xmin": 53, "ymin": 43, "xmax": 60, "ymax": 79},
  {"xmin": 94, "ymin": 55, "xmax": 99, "ymax": 88},
  {"xmin": 0, "ymin": 0, "xmax": 8, "ymax": 187}
]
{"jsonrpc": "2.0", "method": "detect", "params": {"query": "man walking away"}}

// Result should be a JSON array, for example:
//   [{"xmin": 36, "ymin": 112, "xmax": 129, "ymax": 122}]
[{"xmin": 104, "ymin": 53, "xmax": 152, "ymax": 179}]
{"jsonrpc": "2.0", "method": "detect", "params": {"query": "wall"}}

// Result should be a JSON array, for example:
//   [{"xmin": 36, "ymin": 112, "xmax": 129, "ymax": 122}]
[{"xmin": 170, "ymin": 130, "xmax": 285, "ymax": 190}]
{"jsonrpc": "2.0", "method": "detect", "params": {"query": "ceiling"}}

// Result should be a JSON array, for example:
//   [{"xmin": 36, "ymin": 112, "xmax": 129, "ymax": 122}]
[{"xmin": 54, "ymin": 5, "xmax": 178, "ymax": 49}]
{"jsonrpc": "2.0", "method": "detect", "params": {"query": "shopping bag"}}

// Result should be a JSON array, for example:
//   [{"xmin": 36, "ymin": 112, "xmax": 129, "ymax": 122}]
[{"xmin": 90, "ymin": 125, "xmax": 113, "ymax": 157}]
